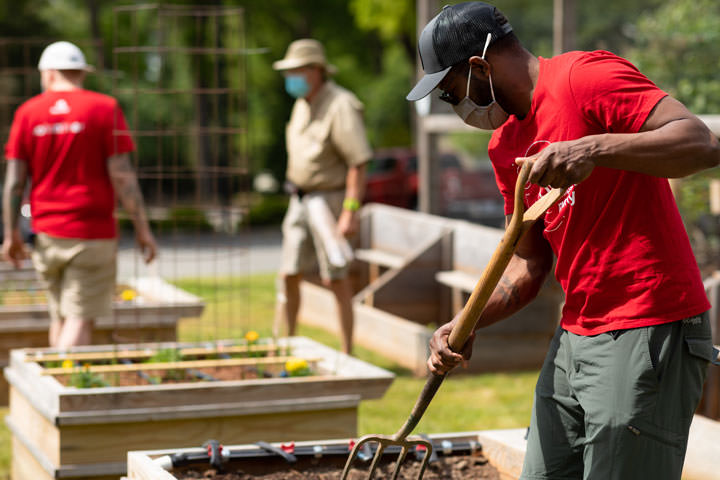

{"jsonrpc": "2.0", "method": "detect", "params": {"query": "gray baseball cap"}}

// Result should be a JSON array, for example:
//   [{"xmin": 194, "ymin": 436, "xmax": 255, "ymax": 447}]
[{"xmin": 407, "ymin": 2, "xmax": 513, "ymax": 101}]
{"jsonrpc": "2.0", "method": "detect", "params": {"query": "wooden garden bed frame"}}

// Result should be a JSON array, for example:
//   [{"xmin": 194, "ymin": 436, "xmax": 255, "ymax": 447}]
[
  {"xmin": 124, "ymin": 430, "xmax": 528, "ymax": 480},
  {"xmin": 0, "ymin": 276, "xmax": 205, "ymax": 404},
  {"xmin": 299, "ymin": 203, "xmax": 564, "ymax": 376},
  {"xmin": 4, "ymin": 336, "xmax": 394, "ymax": 480},
  {"xmin": 123, "ymin": 414, "xmax": 719, "ymax": 480}
]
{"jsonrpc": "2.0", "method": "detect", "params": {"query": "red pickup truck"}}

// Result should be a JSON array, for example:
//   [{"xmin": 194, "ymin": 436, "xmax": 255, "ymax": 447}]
[{"xmin": 363, "ymin": 148, "xmax": 504, "ymax": 223}]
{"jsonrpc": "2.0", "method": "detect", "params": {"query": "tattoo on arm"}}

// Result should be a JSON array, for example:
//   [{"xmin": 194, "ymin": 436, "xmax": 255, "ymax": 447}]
[
  {"xmin": 107, "ymin": 154, "xmax": 149, "ymax": 227},
  {"xmin": 496, "ymin": 275, "xmax": 522, "ymax": 311},
  {"xmin": 2, "ymin": 160, "xmax": 28, "ymax": 235}
]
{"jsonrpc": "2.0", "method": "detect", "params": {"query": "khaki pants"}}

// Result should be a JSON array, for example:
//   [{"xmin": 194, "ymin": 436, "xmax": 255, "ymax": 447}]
[
  {"xmin": 280, "ymin": 190, "xmax": 347, "ymax": 281},
  {"xmin": 32, "ymin": 233, "xmax": 117, "ymax": 321},
  {"xmin": 522, "ymin": 313, "xmax": 712, "ymax": 480}
]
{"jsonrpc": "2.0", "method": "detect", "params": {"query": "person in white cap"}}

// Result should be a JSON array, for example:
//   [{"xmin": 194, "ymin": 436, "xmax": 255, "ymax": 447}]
[
  {"xmin": 2, "ymin": 41, "xmax": 157, "ymax": 349},
  {"xmin": 272, "ymin": 38, "xmax": 372, "ymax": 354}
]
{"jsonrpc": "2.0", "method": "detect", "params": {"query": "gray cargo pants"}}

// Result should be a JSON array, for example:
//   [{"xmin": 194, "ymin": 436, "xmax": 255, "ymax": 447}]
[{"xmin": 521, "ymin": 313, "xmax": 713, "ymax": 480}]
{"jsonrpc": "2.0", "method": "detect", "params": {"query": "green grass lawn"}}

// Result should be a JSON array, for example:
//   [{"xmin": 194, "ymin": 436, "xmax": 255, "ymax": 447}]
[
  {"xmin": 0, "ymin": 273, "xmax": 537, "ymax": 479},
  {"xmin": 174, "ymin": 274, "xmax": 537, "ymax": 434}
]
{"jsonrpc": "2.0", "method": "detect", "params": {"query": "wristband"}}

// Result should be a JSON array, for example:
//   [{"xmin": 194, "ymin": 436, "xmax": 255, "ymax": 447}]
[{"xmin": 343, "ymin": 198, "xmax": 360, "ymax": 212}]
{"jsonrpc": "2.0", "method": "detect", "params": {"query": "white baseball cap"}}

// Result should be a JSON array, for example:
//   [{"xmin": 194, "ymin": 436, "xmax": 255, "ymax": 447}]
[{"xmin": 38, "ymin": 41, "xmax": 94, "ymax": 72}]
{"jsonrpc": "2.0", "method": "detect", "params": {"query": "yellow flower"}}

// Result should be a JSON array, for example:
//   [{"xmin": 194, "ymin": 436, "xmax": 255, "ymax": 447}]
[
  {"xmin": 61, "ymin": 359, "xmax": 74, "ymax": 370},
  {"xmin": 245, "ymin": 330, "xmax": 259, "ymax": 343},
  {"xmin": 285, "ymin": 357, "xmax": 309, "ymax": 376},
  {"xmin": 120, "ymin": 289, "xmax": 137, "ymax": 301}
]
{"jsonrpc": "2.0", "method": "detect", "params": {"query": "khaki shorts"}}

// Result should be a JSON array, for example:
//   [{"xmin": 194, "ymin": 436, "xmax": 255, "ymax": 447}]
[
  {"xmin": 32, "ymin": 233, "xmax": 117, "ymax": 321},
  {"xmin": 280, "ymin": 190, "xmax": 348, "ymax": 281}
]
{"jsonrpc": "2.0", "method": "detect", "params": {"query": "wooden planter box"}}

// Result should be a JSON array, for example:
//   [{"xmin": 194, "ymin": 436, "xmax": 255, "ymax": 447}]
[
  {"xmin": 124, "ymin": 430, "xmax": 527, "ymax": 480},
  {"xmin": 126, "ymin": 415, "xmax": 720, "ymax": 480},
  {"xmin": 700, "ymin": 273, "xmax": 720, "ymax": 421},
  {"xmin": 0, "ymin": 276, "xmax": 204, "ymax": 404},
  {"xmin": 4, "ymin": 336, "xmax": 394, "ymax": 480},
  {"xmin": 300, "ymin": 204, "xmax": 563, "ymax": 376}
]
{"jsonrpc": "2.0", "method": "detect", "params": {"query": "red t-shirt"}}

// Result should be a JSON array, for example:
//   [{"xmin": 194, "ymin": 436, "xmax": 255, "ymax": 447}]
[
  {"xmin": 489, "ymin": 51, "xmax": 709, "ymax": 335},
  {"xmin": 4, "ymin": 89, "xmax": 134, "ymax": 239}
]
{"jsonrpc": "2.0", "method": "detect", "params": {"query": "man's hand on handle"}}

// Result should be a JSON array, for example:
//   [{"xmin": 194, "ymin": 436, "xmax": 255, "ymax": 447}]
[
  {"xmin": 515, "ymin": 139, "xmax": 595, "ymax": 189},
  {"xmin": 427, "ymin": 314, "xmax": 476, "ymax": 375}
]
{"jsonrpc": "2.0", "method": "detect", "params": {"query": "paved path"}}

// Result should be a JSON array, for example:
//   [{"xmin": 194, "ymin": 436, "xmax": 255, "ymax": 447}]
[{"xmin": 117, "ymin": 227, "xmax": 282, "ymax": 281}]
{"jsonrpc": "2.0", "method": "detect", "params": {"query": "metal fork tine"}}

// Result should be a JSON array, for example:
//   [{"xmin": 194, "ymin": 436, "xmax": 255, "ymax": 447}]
[
  {"xmin": 367, "ymin": 442, "xmax": 385, "ymax": 479},
  {"xmin": 390, "ymin": 445, "xmax": 408, "ymax": 480},
  {"xmin": 416, "ymin": 442, "xmax": 432, "ymax": 480},
  {"xmin": 339, "ymin": 439, "xmax": 367, "ymax": 480}
]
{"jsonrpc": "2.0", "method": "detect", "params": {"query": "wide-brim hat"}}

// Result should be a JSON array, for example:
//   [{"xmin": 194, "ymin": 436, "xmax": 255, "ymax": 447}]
[{"xmin": 273, "ymin": 39, "xmax": 337, "ymax": 75}]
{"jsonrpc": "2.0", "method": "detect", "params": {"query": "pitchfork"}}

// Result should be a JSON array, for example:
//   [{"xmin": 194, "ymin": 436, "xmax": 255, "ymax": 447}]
[{"xmin": 340, "ymin": 162, "xmax": 566, "ymax": 480}]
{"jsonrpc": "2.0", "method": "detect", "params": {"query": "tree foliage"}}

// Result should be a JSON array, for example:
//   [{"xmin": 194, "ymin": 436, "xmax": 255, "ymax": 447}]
[
  {"xmin": 625, "ymin": 0, "xmax": 720, "ymax": 225},
  {"xmin": 628, "ymin": 0, "xmax": 720, "ymax": 115},
  {"xmin": 2, "ymin": 0, "xmax": 719, "ymax": 204}
]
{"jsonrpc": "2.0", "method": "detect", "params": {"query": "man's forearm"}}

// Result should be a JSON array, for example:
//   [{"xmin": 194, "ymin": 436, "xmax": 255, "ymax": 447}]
[
  {"xmin": 473, "ymin": 252, "xmax": 552, "ymax": 329},
  {"xmin": 3, "ymin": 160, "xmax": 27, "ymax": 237},
  {"xmin": 471, "ymin": 219, "xmax": 554, "ymax": 330},
  {"xmin": 587, "ymin": 96, "xmax": 720, "ymax": 178},
  {"xmin": 584, "ymin": 118, "xmax": 720, "ymax": 178},
  {"xmin": 344, "ymin": 164, "xmax": 366, "ymax": 202},
  {"xmin": 107, "ymin": 154, "xmax": 151, "ymax": 231}
]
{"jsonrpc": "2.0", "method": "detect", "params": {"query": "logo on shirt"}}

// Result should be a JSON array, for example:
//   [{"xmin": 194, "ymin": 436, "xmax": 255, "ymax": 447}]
[
  {"xmin": 49, "ymin": 99, "xmax": 71, "ymax": 115},
  {"xmin": 520, "ymin": 140, "xmax": 576, "ymax": 234},
  {"xmin": 33, "ymin": 121, "xmax": 85, "ymax": 137}
]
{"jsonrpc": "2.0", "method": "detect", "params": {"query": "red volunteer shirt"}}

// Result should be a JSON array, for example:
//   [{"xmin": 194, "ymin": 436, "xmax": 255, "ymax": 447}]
[
  {"xmin": 4, "ymin": 89, "xmax": 134, "ymax": 239},
  {"xmin": 489, "ymin": 51, "xmax": 709, "ymax": 335}
]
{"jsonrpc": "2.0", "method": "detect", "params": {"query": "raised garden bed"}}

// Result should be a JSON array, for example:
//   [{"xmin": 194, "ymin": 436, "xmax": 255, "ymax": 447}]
[
  {"xmin": 299, "ymin": 203, "xmax": 563, "ymax": 376},
  {"xmin": 125, "ymin": 430, "xmax": 526, "ymax": 480},
  {"xmin": 5, "ymin": 336, "xmax": 394, "ymax": 480},
  {"xmin": 125, "ymin": 415, "xmax": 720, "ymax": 480},
  {"xmin": 0, "ymin": 276, "xmax": 204, "ymax": 404}
]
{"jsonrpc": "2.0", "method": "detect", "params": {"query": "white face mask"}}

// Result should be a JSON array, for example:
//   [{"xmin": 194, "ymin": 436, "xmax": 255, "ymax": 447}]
[{"xmin": 452, "ymin": 33, "xmax": 509, "ymax": 130}]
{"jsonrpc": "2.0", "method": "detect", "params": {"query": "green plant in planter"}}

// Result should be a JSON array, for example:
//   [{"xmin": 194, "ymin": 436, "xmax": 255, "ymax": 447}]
[
  {"xmin": 283, "ymin": 358, "xmax": 312, "ymax": 377},
  {"xmin": 70, "ymin": 365, "xmax": 108, "ymax": 388},
  {"xmin": 244, "ymin": 330, "xmax": 263, "ymax": 357},
  {"xmin": 146, "ymin": 348, "xmax": 185, "ymax": 381}
]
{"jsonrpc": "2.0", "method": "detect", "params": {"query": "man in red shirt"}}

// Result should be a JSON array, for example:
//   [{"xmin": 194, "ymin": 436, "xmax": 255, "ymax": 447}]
[
  {"xmin": 409, "ymin": 2, "xmax": 719, "ymax": 478},
  {"xmin": 2, "ymin": 41, "xmax": 156, "ymax": 349}
]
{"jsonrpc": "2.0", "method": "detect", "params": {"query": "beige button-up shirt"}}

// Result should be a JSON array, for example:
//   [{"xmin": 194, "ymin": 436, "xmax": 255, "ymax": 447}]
[{"xmin": 285, "ymin": 81, "xmax": 371, "ymax": 191}]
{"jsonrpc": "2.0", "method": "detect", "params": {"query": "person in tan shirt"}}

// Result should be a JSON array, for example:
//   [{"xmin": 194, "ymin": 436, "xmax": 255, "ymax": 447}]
[{"xmin": 273, "ymin": 39, "xmax": 371, "ymax": 354}]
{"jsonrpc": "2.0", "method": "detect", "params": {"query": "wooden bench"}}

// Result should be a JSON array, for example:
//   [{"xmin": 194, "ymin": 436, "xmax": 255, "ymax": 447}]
[
  {"xmin": 435, "ymin": 269, "xmax": 480, "ymax": 313},
  {"xmin": 354, "ymin": 248, "xmax": 405, "ymax": 283},
  {"xmin": 355, "ymin": 203, "xmax": 452, "ymax": 285}
]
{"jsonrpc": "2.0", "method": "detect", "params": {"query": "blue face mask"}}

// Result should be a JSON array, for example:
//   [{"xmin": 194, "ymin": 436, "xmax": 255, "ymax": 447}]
[{"xmin": 284, "ymin": 74, "xmax": 310, "ymax": 99}]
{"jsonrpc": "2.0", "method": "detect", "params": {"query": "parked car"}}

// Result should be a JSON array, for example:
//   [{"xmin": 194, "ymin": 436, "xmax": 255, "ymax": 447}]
[
  {"xmin": 363, "ymin": 148, "xmax": 419, "ymax": 209},
  {"xmin": 363, "ymin": 148, "xmax": 504, "ymax": 224}
]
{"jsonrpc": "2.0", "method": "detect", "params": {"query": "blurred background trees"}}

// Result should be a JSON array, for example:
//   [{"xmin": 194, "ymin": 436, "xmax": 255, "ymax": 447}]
[{"xmin": 0, "ymin": 0, "xmax": 718, "ymax": 212}]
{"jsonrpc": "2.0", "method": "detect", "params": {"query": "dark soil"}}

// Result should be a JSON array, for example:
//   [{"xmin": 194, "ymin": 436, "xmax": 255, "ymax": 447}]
[{"xmin": 175, "ymin": 453, "xmax": 500, "ymax": 479}]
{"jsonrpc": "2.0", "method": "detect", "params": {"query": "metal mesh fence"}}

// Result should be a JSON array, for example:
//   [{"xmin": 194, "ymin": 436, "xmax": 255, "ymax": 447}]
[{"xmin": 0, "ymin": 4, "xmax": 263, "ymax": 354}]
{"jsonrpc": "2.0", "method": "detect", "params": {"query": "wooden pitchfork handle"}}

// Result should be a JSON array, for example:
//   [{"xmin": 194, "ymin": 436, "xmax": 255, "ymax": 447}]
[{"xmin": 392, "ymin": 162, "xmax": 566, "ymax": 441}]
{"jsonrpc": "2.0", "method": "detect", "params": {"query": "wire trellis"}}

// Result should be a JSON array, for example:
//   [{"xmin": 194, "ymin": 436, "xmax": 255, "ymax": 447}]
[{"xmin": 0, "ymin": 4, "xmax": 260, "ymax": 367}]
